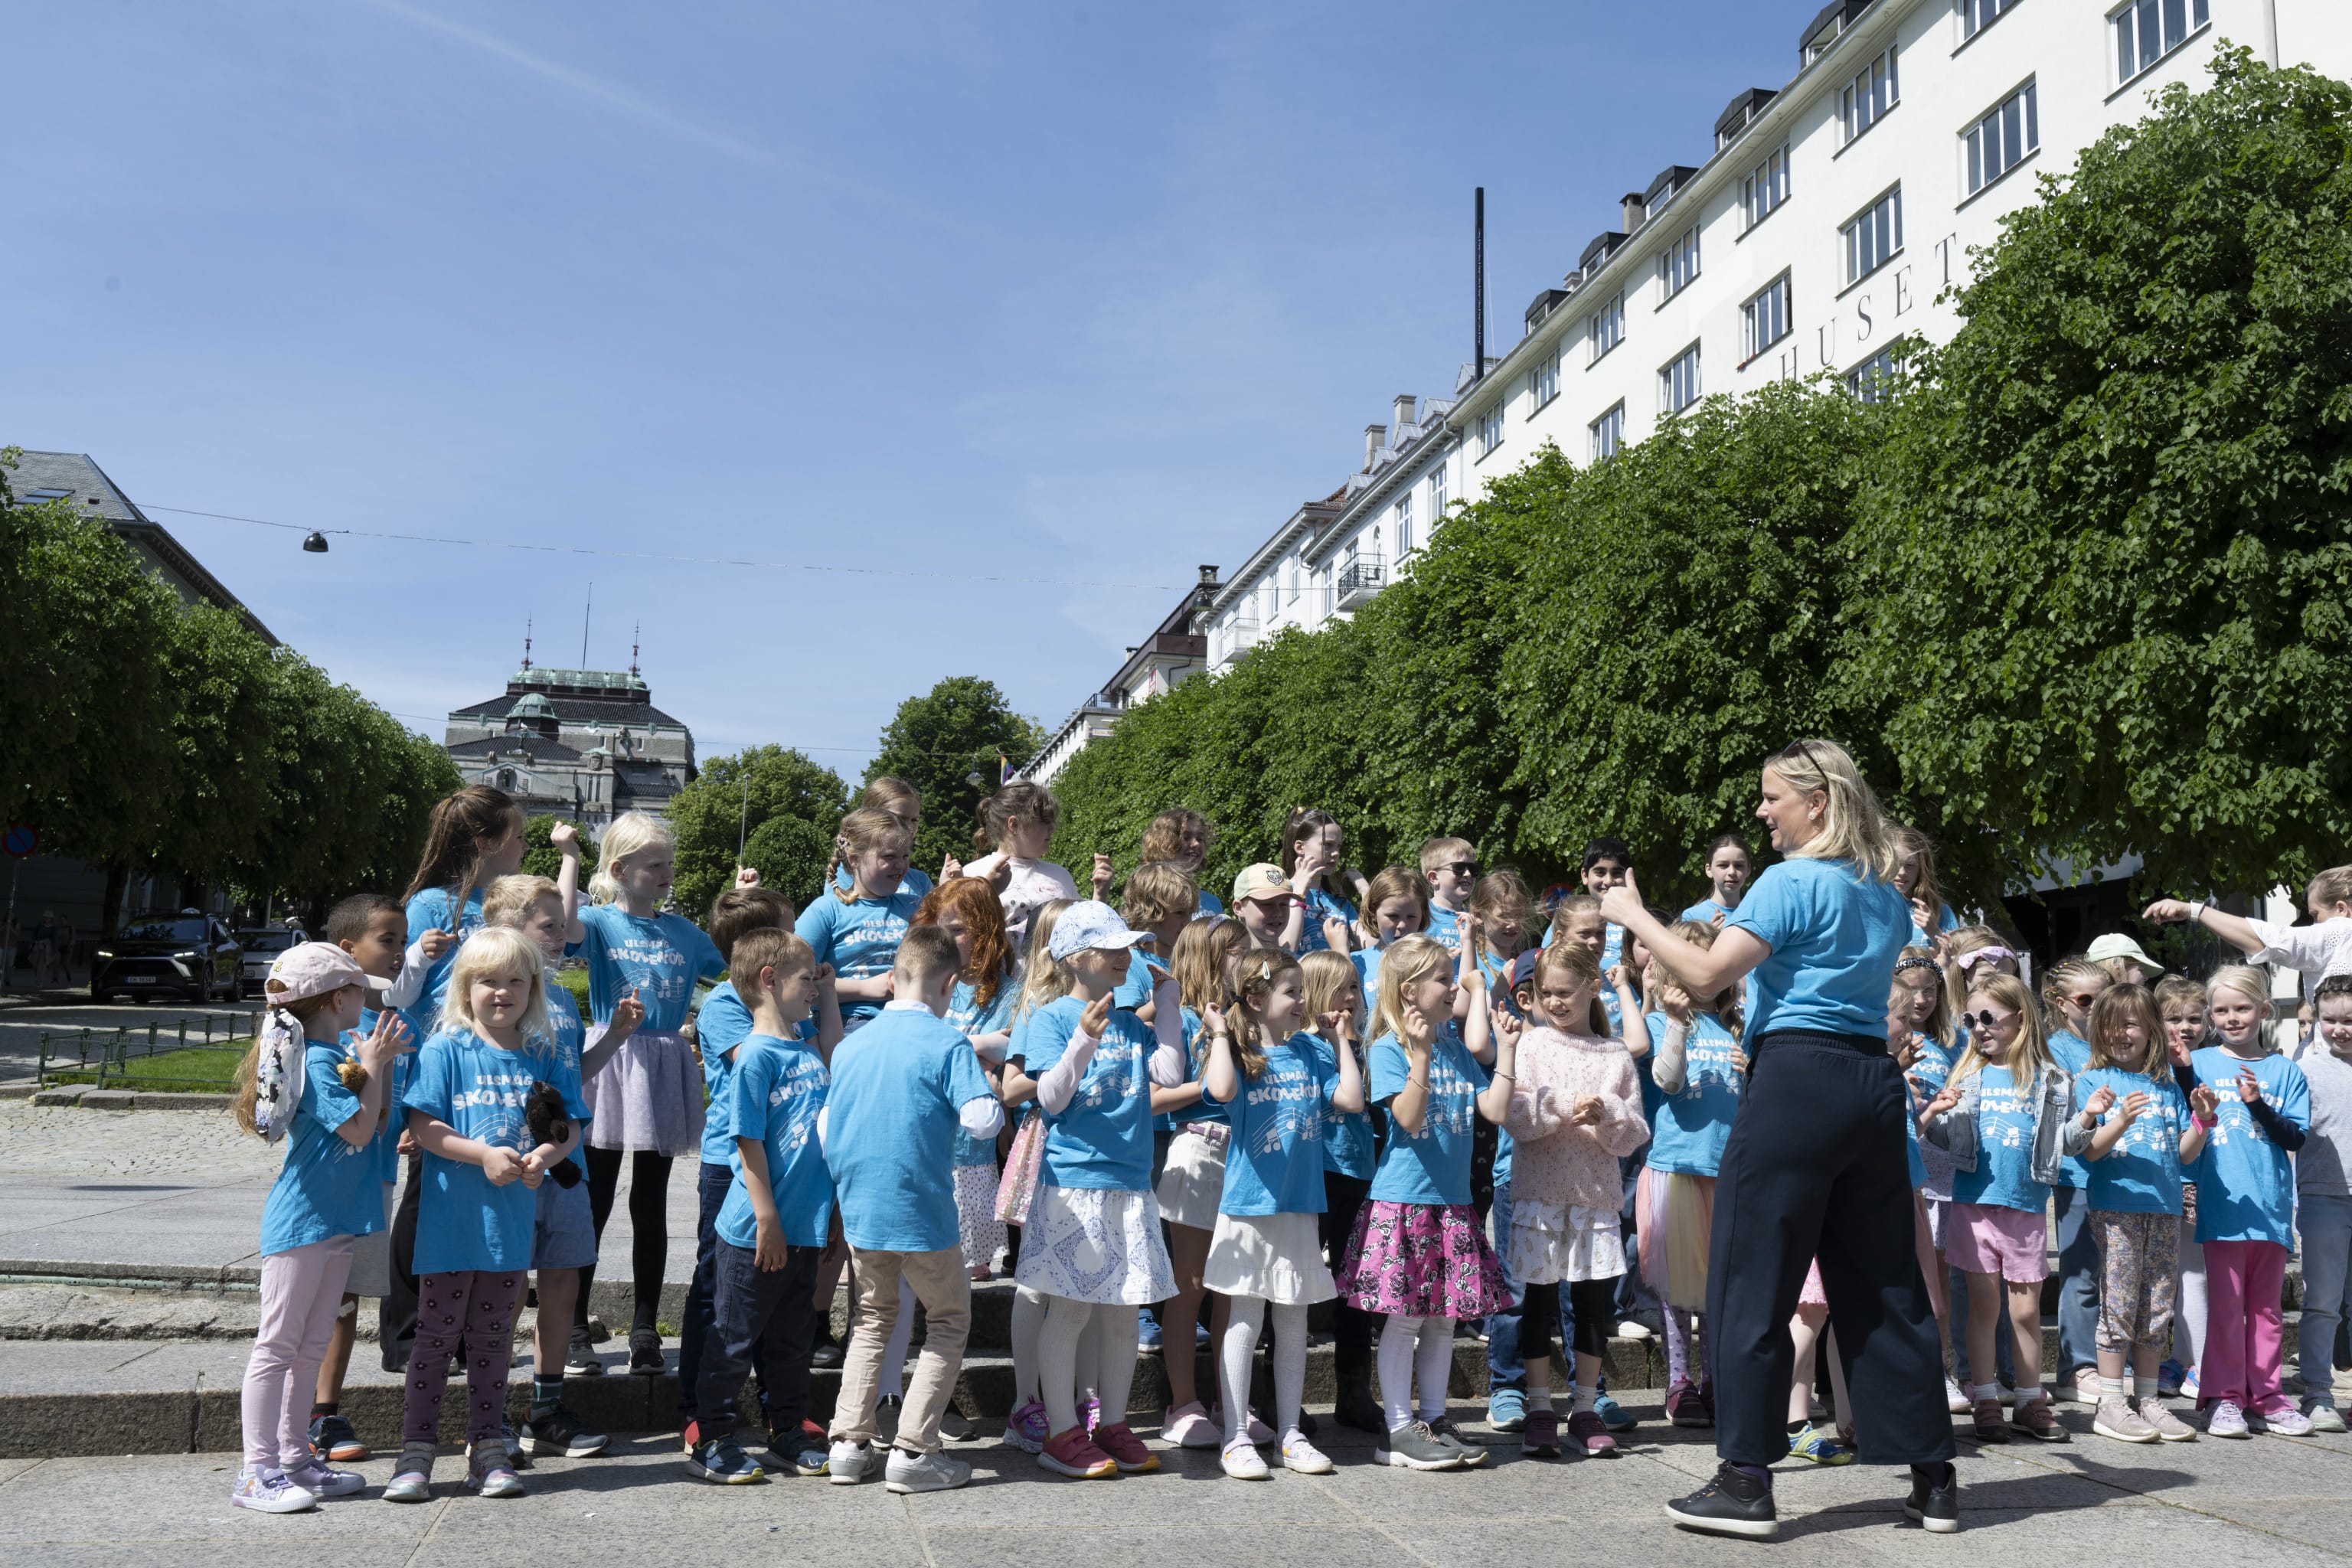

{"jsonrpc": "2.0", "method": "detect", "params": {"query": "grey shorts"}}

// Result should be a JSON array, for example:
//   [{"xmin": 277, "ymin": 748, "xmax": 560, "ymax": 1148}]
[
  {"xmin": 345, "ymin": 1183, "xmax": 398, "ymax": 1297},
  {"xmin": 534, "ymin": 1169, "xmax": 598, "ymax": 1271}
]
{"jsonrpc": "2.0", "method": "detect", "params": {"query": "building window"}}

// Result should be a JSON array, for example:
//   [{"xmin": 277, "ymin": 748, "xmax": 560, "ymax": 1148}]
[
  {"xmin": 1965, "ymin": 81, "xmax": 2039, "ymax": 195},
  {"xmin": 1961, "ymin": 0, "xmax": 2017, "ymax": 41},
  {"xmin": 1529, "ymin": 350, "xmax": 1560, "ymax": 412},
  {"xmin": 1742, "ymin": 145, "xmax": 1788, "ymax": 230},
  {"xmin": 1742, "ymin": 273, "xmax": 1792, "ymax": 363},
  {"xmin": 1587, "ymin": 292, "xmax": 1624, "ymax": 364},
  {"xmin": 1590, "ymin": 402, "xmax": 1625, "ymax": 461},
  {"xmin": 1843, "ymin": 186, "xmax": 1903, "ymax": 286},
  {"xmin": 1660, "ymin": 343, "xmax": 1701, "ymax": 416},
  {"xmin": 1285, "ymin": 560, "xmax": 1299, "ymax": 603},
  {"xmin": 2113, "ymin": 0, "xmax": 2208, "ymax": 84},
  {"xmin": 1847, "ymin": 345, "xmax": 1905, "ymax": 402},
  {"xmin": 1838, "ymin": 45, "xmax": 1900, "ymax": 145},
  {"xmin": 1478, "ymin": 405, "xmax": 1504, "ymax": 457},
  {"xmin": 1396, "ymin": 493, "xmax": 1415, "ymax": 555},
  {"xmin": 1657, "ymin": 224, "xmax": 1700, "ymax": 299},
  {"xmin": 1429, "ymin": 461, "xmax": 1446, "ymax": 519}
]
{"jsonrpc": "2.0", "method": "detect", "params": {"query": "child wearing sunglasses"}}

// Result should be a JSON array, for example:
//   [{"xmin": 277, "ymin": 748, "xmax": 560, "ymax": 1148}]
[
  {"xmin": 1922, "ymin": 972, "xmax": 2076, "ymax": 1443},
  {"xmin": 1419, "ymin": 838, "xmax": 1478, "ymax": 958}
]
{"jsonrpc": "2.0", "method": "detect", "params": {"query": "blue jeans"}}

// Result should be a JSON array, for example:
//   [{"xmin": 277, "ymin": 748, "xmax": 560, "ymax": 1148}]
[
  {"xmin": 2052, "ymin": 1184, "xmax": 2100, "ymax": 1378},
  {"xmin": 2298, "ymin": 1191, "xmax": 2352, "ymax": 1405},
  {"xmin": 1485, "ymin": 1181, "xmax": 1578, "ymax": 1394},
  {"xmin": 675, "ymin": 1160, "xmax": 736, "ymax": 1419}
]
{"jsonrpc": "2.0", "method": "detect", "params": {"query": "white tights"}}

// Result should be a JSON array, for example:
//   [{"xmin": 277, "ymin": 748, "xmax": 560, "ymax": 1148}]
[
  {"xmin": 1039, "ymin": 1295, "xmax": 1135, "ymax": 1436},
  {"xmin": 1376, "ymin": 1314, "xmax": 1456, "ymax": 1431},
  {"xmin": 1220, "ymin": 1297, "xmax": 1308, "ymax": 1446},
  {"xmin": 1012, "ymin": 1284, "xmax": 1100, "ymax": 1405}
]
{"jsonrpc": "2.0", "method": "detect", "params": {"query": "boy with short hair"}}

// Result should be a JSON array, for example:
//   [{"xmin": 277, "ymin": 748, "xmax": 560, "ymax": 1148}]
[
  {"xmin": 823, "ymin": 926, "xmax": 1002, "ymax": 1494},
  {"xmin": 1230, "ymin": 864, "xmax": 1298, "ymax": 953},
  {"xmin": 1419, "ymin": 838, "xmax": 1478, "ymax": 956},
  {"xmin": 688, "ymin": 928, "xmax": 836, "ymax": 1485}
]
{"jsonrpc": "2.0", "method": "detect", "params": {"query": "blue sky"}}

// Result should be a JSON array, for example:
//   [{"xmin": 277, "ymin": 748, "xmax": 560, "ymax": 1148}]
[{"xmin": 6, "ymin": 1, "xmax": 1801, "ymax": 777}]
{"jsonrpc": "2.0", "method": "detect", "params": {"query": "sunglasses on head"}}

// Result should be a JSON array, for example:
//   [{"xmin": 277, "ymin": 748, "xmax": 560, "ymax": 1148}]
[{"xmin": 1777, "ymin": 738, "xmax": 1830, "ymax": 779}]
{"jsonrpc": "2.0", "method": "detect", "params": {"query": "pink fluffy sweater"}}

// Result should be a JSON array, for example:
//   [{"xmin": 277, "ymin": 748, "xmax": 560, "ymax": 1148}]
[{"xmin": 1503, "ymin": 1027, "xmax": 1649, "ymax": 1212}]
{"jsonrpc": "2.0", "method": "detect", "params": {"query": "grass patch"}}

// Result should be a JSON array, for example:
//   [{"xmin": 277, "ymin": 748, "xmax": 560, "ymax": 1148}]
[
  {"xmin": 554, "ymin": 968, "xmax": 589, "ymax": 1010},
  {"xmin": 42, "ymin": 1040, "xmax": 250, "ymax": 1089}
]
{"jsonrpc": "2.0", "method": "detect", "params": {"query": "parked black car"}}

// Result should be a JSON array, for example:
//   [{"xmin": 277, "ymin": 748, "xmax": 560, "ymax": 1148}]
[
  {"xmin": 234, "ymin": 926, "xmax": 309, "ymax": 997},
  {"xmin": 90, "ymin": 913, "xmax": 244, "ymax": 1003}
]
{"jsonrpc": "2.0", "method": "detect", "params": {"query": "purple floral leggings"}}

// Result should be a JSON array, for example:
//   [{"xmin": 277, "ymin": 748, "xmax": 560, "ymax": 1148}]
[{"xmin": 403, "ymin": 1270, "xmax": 525, "ymax": 1444}]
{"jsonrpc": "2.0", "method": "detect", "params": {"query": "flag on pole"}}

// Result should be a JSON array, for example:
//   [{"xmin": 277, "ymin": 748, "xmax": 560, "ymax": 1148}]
[{"xmin": 998, "ymin": 753, "xmax": 1014, "ymax": 784}]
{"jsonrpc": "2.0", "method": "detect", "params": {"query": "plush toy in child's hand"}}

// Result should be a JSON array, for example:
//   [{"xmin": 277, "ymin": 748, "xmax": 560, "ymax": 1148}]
[
  {"xmin": 525, "ymin": 1081, "xmax": 582, "ymax": 1187},
  {"xmin": 335, "ymin": 1060, "xmax": 370, "ymax": 1095}
]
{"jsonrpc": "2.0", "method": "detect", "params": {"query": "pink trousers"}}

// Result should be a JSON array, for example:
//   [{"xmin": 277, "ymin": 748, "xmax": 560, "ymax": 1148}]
[
  {"xmin": 2201, "ymin": 1238, "xmax": 2288, "ymax": 1412},
  {"xmin": 240, "ymin": 1236, "xmax": 356, "ymax": 1470}
]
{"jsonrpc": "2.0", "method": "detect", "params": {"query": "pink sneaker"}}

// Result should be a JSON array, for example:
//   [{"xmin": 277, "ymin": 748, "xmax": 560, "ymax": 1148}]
[
  {"xmin": 1037, "ymin": 1426, "xmax": 1118, "ymax": 1479},
  {"xmin": 1001, "ymin": 1399, "xmax": 1050, "ymax": 1454},
  {"xmin": 1161, "ymin": 1402, "xmax": 1220, "ymax": 1449},
  {"xmin": 1566, "ymin": 1410, "xmax": 1618, "ymax": 1455},
  {"xmin": 1093, "ymin": 1421, "xmax": 1160, "ymax": 1474}
]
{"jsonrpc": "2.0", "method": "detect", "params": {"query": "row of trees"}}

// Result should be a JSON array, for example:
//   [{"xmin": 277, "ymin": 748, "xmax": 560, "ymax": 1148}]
[
  {"xmin": 1046, "ymin": 53, "xmax": 2352, "ymax": 913},
  {"xmin": 1, "ymin": 451, "xmax": 461, "ymax": 930}
]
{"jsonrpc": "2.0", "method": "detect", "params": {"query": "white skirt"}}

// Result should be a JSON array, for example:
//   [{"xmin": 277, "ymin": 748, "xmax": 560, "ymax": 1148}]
[
  {"xmin": 1014, "ymin": 1185, "xmax": 1175, "ymax": 1305},
  {"xmin": 1152, "ymin": 1128, "xmax": 1227, "ymax": 1233},
  {"xmin": 1201, "ymin": 1210, "xmax": 1335, "ymax": 1305},
  {"xmin": 581, "ymin": 1027, "xmax": 705, "ymax": 1156},
  {"xmin": 1507, "ymin": 1197, "xmax": 1625, "ymax": 1285}
]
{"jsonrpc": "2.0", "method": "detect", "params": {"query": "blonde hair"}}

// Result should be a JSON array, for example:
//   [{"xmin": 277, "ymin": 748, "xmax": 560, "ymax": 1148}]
[
  {"xmin": 831, "ymin": 806, "xmax": 913, "ymax": 904},
  {"xmin": 2308, "ymin": 866, "xmax": 2352, "ymax": 912},
  {"xmin": 1893, "ymin": 825, "xmax": 1945, "ymax": 929},
  {"xmin": 589, "ymin": 812, "xmax": 675, "ymax": 906},
  {"xmin": 1013, "ymin": 897, "xmax": 1076, "ymax": 1020},
  {"xmin": 1298, "ymin": 949, "xmax": 1361, "ymax": 1031},
  {"xmin": 1656, "ymin": 919, "xmax": 1743, "ymax": 1037},
  {"xmin": 439, "ymin": 926, "xmax": 554, "ymax": 1054},
  {"xmin": 1952, "ymin": 972, "xmax": 2050, "ymax": 1084},
  {"xmin": 1468, "ymin": 869, "xmax": 1537, "ymax": 966},
  {"xmin": 2039, "ymin": 956, "xmax": 2109, "ymax": 1032},
  {"xmin": 1171, "ymin": 916, "xmax": 1245, "ymax": 1018},
  {"xmin": 1765, "ymin": 739, "xmax": 1901, "ymax": 883},
  {"xmin": 2086, "ymin": 982, "xmax": 2164, "ymax": 1075},
  {"xmin": 1140, "ymin": 808, "xmax": 1214, "ymax": 865},
  {"xmin": 1418, "ymin": 836, "xmax": 1475, "ymax": 874},
  {"xmin": 1529, "ymin": 939, "xmax": 1610, "ymax": 1036},
  {"xmin": 2207, "ymin": 963, "xmax": 2273, "ymax": 1019},
  {"xmin": 1360, "ymin": 866, "xmax": 1431, "ymax": 934},
  {"xmin": 1227, "ymin": 947, "xmax": 1302, "ymax": 1080},
  {"xmin": 1370, "ymin": 933, "xmax": 1452, "ymax": 1044},
  {"xmin": 483, "ymin": 873, "xmax": 560, "ymax": 929},
  {"xmin": 2153, "ymin": 974, "xmax": 2209, "ymax": 1021},
  {"xmin": 1121, "ymin": 861, "xmax": 1197, "ymax": 929},
  {"xmin": 1893, "ymin": 943, "xmax": 1954, "ymax": 1050}
]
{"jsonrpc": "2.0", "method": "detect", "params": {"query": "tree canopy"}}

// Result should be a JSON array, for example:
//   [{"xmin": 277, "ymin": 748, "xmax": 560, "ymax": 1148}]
[
  {"xmin": 668, "ymin": 744, "xmax": 848, "ymax": 918},
  {"xmin": 864, "ymin": 675, "xmax": 1044, "ymax": 876}
]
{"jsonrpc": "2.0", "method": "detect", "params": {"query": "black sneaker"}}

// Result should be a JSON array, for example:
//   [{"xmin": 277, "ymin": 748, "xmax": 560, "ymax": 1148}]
[
  {"xmin": 627, "ymin": 1326, "xmax": 665, "ymax": 1376},
  {"xmin": 811, "ymin": 1331, "xmax": 845, "ymax": 1370},
  {"xmin": 521, "ymin": 1405, "xmax": 609, "ymax": 1459},
  {"xmin": 1666, "ymin": 1461, "xmax": 1779, "ymax": 1539},
  {"xmin": 565, "ymin": 1324, "xmax": 603, "ymax": 1377},
  {"xmin": 1905, "ymin": 1464, "xmax": 1960, "ymax": 1534}
]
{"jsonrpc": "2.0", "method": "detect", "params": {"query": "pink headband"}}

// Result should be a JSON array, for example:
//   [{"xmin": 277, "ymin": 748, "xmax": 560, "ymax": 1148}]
[{"xmin": 1954, "ymin": 946, "xmax": 2016, "ymax": 973}]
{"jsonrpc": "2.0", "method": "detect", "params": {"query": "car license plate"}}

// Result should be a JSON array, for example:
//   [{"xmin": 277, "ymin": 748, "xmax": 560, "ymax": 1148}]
[{"xmin": 122, "ymin": 972, "xmax": 156, "ymax": 985}]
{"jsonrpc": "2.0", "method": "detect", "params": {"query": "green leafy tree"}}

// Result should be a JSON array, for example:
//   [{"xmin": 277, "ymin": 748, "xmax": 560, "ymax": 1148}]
[
  {"xmin": 866, "ymin": 676, "xmax": 1046, "ymax": 877},
  {"xmin": 520, "ymin": 811, "xmax": 601, "ymax": 882},
  {"xmin": 1844, "ymin": 49, "xmax": 2352, "ymax": 900},
  {"xmin": 668, "ymin": 745, "xmax": 848, "ymax": 918},
  {"xmin": 152, "ymin": 603, "xmax": 277, "ymax": 887}
]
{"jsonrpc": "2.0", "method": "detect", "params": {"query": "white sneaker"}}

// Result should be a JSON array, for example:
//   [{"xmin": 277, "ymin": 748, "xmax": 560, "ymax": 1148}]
[
  {"xmin": 284, "ymin": 1459, "xmax": 367, "ymax": 1498},
  {"xmin": 231, "ymin": 1468, "xmax": 316, "ymax": 1514},
  {"xmin": 828, "ymin": 1439, "xmax": 882, "ymax": 1484},
  {"xmin": 1281, "ymin": 1435, "xmax": 1334, "ymax": 1474},
  {"xmin": 1945, "ymin": 1377, "xmax": 1971, "ymax": 1414},
  {"xmin": 2207, "ymin": 1400, "xmax": 2250, "ymax": 1438},
  {"xmin": 1617, "ymin": 1319, "xmax": 1655, "ymax": 1341},
  {"xmin": 884, "ymin": 1449, "xmax": 972, "ymax": 1493},
  {"xmin": 1219, "ymin": 1438, "xmax": 1270, "ymax": 1480},
  {"xmin": 2256, "ymin": 1403, "xmax": 2314, "ymax": 1436}
]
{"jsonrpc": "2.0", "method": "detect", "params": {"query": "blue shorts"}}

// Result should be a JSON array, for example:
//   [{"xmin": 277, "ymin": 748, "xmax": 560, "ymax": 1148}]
[{"xmin": 534, "ymin": 1170, "xmax": 597, "ymax": 1270}]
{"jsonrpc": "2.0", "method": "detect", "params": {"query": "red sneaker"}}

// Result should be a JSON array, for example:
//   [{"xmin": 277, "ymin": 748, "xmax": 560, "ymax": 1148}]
[
  {"xmin": 1566, "ymin": 1410, "xmax": 1618, "ymax": 1455},
  {"xmin": 1093, "ymin": 1421, "xmax": 1160, "ymax": 1474},
  {"xmin": 1037, "ymin": 1426, "xmax": 1118, "ymax": 1478}
]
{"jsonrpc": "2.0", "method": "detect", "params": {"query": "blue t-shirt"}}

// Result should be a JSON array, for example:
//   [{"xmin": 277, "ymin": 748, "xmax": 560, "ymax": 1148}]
[
  {"xmin": 1014, "ymin": 996, "xmax": 1157, "ymax": 1192},
  {"xmin": 344, "ymin": 1007, "xmax": 407, "ymax": 1186},
  {"xmin": 946, "ymin": 977, "xmax": 1018, "ymax": 1166},
  {"xmin": 1111, "ymin": 951, "xmax": 1165, "ymax": 1011},
  {"xmin": 1313, "ymin": 1031, "xmax": 1376, "ymax": 1179},
  {"xmin": 1205, "ymin": 1032, "xmax": 1338, "ymax": 1215},
  {"xmin": 1426, "ymin": 903, "xmax": 1464, "ymax": 956},
  {"xmin": 1949, "ymin": 1063, "xmax": 2048, "ymax": 1214},
  {"xmin": 574, "ymin": 903, "xmax": 724, "ymax": 1031},
  {"xmin": 2190, "ymin": 1045, "xmax": 2311, "ymax": 1246},
  {"xmin": 1642, "ymin": 1011, "xmax": 1743, "ymax": 1177},
  {"xmin": 2046, "ymin": 1030, "xmax": 2093, "ymax": 1189},
  {"xmin": 697, "ymin": 981, "xmax": 755, "ymax": 1166},
  {"xmin": 400, "ymin": 885, "xmax": 482, "ymax": 1040},
  {"xmin": 1911, "ymin": 902, "xmax": 1962, "ymax": 946},
  {"xmin": 2073, "ymin": 1067, "xmax": 2190, "ymax": 1216},
  {"xmin": 1197, "ymin": 890, "xmax": 1226, "ymax": 916},
  {"xmin": 259, "ymin": 1040, "xmax": 379, "ymax": 1256},
  {"xmin": 1905, "ymin": 1036, "xmax": 1955, "ymax": 1191},
  {"xmin": 401, "ymin": 1028, "xmax": 543, "ymax": 1273},
  {"xmin": 716, "ymin": 1033, "xmax": 834, "ymax": 1250},
  {"xmin": 823, "ymin": 1005, "xmax": 993, "ymax": 1250},
  {"xmin": 795, "ymin": 890, "xmax": 923, "ymax": 1024},
  {"xmin": 1158, "ymin": 1006, "xmax": 1220, "ymax": 1133},
  {"xmin": 1367, "ymin": 1027, "xmax": 1488, "ymax": 1207},
  {"xmin": 834, "ymin": 863, "xmax": 933, "ymax": 900},
  {"xmin": 1726, "ymin": 858, "xmax": 1909, "ymax": 1041},
  {"xmin": 542, "ymin": 981, "xmax": 591, "ymax": 1178},
  {"xmin": 1682, "ymin": 898, "xmax": 1735, "ymax": 923},
  {"xmin": 1298, "ymin": 885, "xmax": 1359, "ymax": 956}
]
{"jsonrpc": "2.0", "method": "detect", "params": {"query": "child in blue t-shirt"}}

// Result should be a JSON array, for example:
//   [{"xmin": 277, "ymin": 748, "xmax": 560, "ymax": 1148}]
[
  {"xmin": 2187, "ymin": 965, "xmax": 2312, "ymax": 1436},
  {"xmin": 1198, "ymin": 948, "xmax": 1365, "ymax": 1478},
  {"xmin": 397, "ymin": 786, "xmax": 531, "ymax": 1042},
  {"xmin": 1301, "ymin": 949, "xmax": 1383, "ymax": 1434},
  {"xmin": 233, "ymin": 945, "xmax": 407, "ymax": 1514},
  {"xmin": 2062, "ymin": 982, "xmax": 2215, "ymax": 1443},
  {"xmin": 684, "ymin": 927, "xmax": 836, "ymax": 1485},
  {"xmin": 1922, "ymin": 972, "xmax": 2073, "ymax": 1443},
  {"xmin": 796, "ymin": 807, "xmax": 923, "ymax": 1027},
  {"xmin": 390, "ymin": 926, "xmax": 575, "ymax": 1504},
  {"xmin": 1334, "ymin": 933, "xmax": 1514, "ymax": 1471}
]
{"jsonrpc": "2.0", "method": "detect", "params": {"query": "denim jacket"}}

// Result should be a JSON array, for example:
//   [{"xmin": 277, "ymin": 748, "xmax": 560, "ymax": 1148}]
[{"xmin": 1922, "ymin": 1060, "xmax": 2073, "ymax": 1190}]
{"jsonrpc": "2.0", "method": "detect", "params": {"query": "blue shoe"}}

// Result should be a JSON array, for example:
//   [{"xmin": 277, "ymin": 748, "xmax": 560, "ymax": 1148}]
[
  {"xmin": 1595, "ymin": 1393, "xmax": 1636, "ymax": 1433},
  {"xmin": 1786, "ymin": 1422, "xmax": 1853, "ymax": 1465},
  {"xmin": 1194, "ymin": 1319, "xmax": 1210, "ymax": 1347},
  {"xmin": 2157, "ymin": 1360, "xmax": 2186, "ymax": 1398},
  {"xmin": 1486, "ymin": 1387, "xmax": 1527, "ymax": 1434},
  {"xmin": 1137, "ymin": 1308, "xmax": 1162, "ymax": 1351},
  {"xmin": 687, "ymin": 1435, "xmax": 766, "ymax": 1485}
]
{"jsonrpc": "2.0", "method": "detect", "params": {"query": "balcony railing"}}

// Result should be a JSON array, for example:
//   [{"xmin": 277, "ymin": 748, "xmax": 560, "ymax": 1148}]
[
  {"xmin": 1334, "ymin": 559, "xmax": 1386, "ymax": 610},
  {"xmin": 1214, "ymin": 616, "xmax": 1261, "ymax": 667}
]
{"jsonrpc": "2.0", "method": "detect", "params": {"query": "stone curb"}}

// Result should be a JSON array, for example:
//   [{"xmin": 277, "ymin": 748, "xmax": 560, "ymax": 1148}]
[{"xmin": 26, "ymin": 1088, "xmax": 234, "ymax": 1110}]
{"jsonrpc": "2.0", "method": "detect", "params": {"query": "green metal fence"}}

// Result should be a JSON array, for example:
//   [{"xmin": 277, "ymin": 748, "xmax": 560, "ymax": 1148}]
[{"xmin": 37, "ymin": 1009, "xmax": 263, "ymax": 1092}]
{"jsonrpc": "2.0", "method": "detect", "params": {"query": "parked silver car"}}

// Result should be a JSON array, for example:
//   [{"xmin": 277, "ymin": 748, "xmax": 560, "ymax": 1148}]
[{"xmin": 235, "ymin": 926, "xmax": 309, "ymax": 996}]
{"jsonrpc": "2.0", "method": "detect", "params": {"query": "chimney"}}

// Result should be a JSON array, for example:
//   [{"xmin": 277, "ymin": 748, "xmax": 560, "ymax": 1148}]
[
  {"xmin": 1197, "ymin": 564, "xmax": 1218, "ymax": 586},
  {"xmin": 1364, "ymin": 424, "xmax": 1387, "ymax": 472},
  {"xmin": 1392, "ymin": 393, "xmax": 1417, "ymax": 437},
  {"xmin": 1622, "ymin": 191, "xmax": 1648, "ymax": 232}
]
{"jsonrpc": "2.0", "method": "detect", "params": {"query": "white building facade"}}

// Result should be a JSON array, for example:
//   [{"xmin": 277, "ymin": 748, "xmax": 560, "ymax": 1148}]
[{"xmin": 1201, "ymin": 0, "xmax": 2352, "ymax": 662}]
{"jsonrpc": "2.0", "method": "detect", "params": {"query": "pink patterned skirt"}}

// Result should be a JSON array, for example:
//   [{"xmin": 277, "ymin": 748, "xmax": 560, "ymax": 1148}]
[{"xmin": 1334, "ymin": 1199, "xmax": 1512, "ymax": 1320}]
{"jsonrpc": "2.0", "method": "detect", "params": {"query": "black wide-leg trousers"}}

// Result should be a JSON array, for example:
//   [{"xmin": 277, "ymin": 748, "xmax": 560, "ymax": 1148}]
[{"xmin": 1705, "ymin": 1028, "xmax": 1954, "ymax": 1467}]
